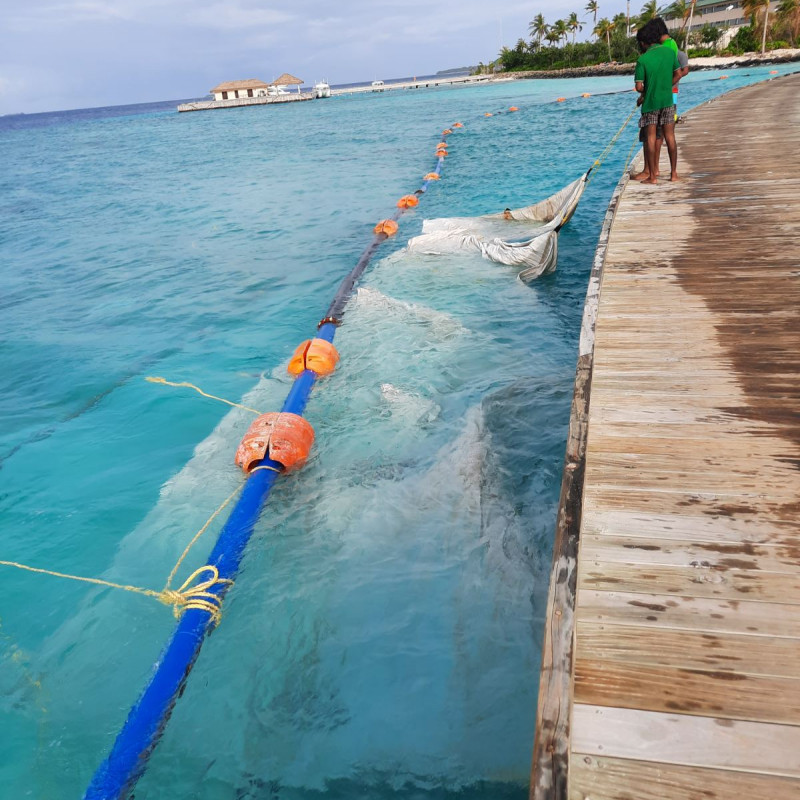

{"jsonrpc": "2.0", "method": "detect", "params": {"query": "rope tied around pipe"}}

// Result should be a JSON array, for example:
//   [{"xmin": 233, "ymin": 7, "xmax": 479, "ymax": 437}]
[{"xmin": 158, "ymin": 566, "xmax": 232, "ymax": 625}]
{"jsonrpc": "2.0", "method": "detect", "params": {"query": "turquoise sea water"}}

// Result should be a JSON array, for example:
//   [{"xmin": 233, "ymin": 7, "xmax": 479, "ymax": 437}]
[{"xmin": 1, "ymin": 65, "xmax": 797, "ymax": 798}]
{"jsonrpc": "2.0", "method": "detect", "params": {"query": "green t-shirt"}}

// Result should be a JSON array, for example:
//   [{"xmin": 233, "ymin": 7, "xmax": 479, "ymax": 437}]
[
  {"xmin": 634, "ymin": 43, "xmax": 680, "ymax": 114},
  {"xmin": 663, "ymin": 37, "xmax": 679, "ymax": 55}
]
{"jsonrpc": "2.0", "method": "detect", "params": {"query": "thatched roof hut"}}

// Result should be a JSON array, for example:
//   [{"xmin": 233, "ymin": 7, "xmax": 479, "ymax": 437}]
[
  {"xmin": 270, "ymin": 73, "xmax": 304, "ymax": 93},
  {"xmin": 210, "ymin": 78, "xmax": 270, "ymax": 94}
]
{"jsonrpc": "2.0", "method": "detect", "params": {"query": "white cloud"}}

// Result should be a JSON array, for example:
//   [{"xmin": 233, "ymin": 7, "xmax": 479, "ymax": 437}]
[{"xmin": 191, "ymin": 3, "xmax": 295, "ymax": 29}]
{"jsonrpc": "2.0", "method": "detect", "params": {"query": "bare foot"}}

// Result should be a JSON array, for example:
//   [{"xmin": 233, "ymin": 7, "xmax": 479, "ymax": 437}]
[
  {"xmin": 643, "ymin": 177, "xmax": 658, "ymax": 185},
  {"xmin": 670, "ymin": 173, "xmax": 680, "ymax": 182},
  {"xmin": 631, "ymin": 171, "xmax": 650, "ymax": 181}
]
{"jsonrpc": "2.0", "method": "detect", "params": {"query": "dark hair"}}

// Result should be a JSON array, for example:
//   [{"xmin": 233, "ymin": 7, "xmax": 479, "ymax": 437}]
[
  {"xmin": 637, "ymin": 19, "xmax": 663, "ymax": 47},
  {"xmin": 651, "ymin": 17, "xmax": 669, "ymax": 38}
]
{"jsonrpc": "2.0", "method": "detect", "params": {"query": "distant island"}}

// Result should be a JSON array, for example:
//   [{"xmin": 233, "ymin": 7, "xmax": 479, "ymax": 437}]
[{"xmin": 435, "ymin": 67, "xmax": 474, "ymax": 76}]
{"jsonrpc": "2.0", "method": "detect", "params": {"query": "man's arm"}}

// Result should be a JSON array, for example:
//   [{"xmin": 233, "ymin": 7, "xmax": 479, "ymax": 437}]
[
  {"xmin": 635, "ymin": 79, "xmax": 645, "ymax": 105},
  {"xmin": 672, "ymin": 69, "xmax": 682, "ymax": 86}
]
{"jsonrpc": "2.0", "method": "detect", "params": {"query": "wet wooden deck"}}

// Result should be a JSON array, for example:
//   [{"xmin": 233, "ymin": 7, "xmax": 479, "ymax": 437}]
[{"xmin": 532, "ymin": 73, "xmax": 800, "ymax": 799}]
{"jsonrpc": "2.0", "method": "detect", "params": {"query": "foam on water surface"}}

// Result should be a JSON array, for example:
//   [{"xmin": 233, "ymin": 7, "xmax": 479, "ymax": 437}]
[{"xmin": 1, "ymin": 64, "xmax": 798, "ymax": 797}]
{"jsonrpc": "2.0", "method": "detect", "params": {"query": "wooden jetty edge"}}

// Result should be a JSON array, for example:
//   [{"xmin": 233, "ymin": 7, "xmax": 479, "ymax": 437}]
[{"xmin": 531, "ymin": 72, "xmax": 800, "ymax": 800}]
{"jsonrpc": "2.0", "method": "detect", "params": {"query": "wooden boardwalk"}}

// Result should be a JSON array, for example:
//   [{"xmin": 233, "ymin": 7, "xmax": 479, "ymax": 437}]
[{"xmin": 532, "ymin": 73, "xmax": 800, "ymax": 799}]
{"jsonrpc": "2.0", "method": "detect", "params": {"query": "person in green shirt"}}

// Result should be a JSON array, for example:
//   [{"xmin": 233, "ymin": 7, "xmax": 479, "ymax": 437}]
[
  {"xmin": 641, "ymin": 19, "xmax": 691, "ymax": 175},
  {"xmin": 653, "ymin": 18, "xmax": 690, "ymax": 120},
  {"xmin": 632, "ymin": 23, "xmax": 682, "ymax": 184}
]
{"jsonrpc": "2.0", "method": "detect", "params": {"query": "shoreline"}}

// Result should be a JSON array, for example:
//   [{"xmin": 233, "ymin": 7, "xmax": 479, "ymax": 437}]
[{"xmin": 495, "ymin": 48, "xmax": 800, "ymax": 80}]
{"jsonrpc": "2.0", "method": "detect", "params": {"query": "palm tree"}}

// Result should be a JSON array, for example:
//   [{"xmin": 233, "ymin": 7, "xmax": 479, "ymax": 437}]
[
  {"xmin": 568, "ymin": 11, "xmax": 584, "ymax": 43},
  {"xmin": 529, "ymin": 13, "xmax": 548, "ymax": 47},
  {"xmin": 613, "ymin": 11, "xmax": 628, "ymax": 31},
  {"xmin": 545, "ymin": 29, "xmax": 562, "ymax": 46},
  {"xmin": 743, "ymin": 0, "xmax": 771, "ymax": 52},
  {"xmin": 586, "ymin": 0, "xmax": 599, "ymax": 25},
  {"xmin": 638, "ymin": 0, "xmax": 660, "ymax": 25},
  {"xmin": 778, "ymin": 0, "xmax": 800, "ymax": 46},
  {"xmin": 666, "ymin": 0, "xmax": 688, "ymax": 20},
  {"xmin": 553, "ymin": 18, "xmax": 570, "ymax": 46},
  {"xmin": 594, "ymin": 17, "xmax": 615, "ymax": 58}
]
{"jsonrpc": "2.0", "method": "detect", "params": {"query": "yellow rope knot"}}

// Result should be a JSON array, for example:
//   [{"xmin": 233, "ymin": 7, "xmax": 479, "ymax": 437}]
[{"xmin": 158, "ymin": 566, "xmax": 233, "ymax": 626}]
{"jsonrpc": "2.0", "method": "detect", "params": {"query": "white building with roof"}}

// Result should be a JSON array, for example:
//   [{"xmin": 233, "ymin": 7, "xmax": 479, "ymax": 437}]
[{"xmin": 210, "ymin": 79, "xmax": 270, "ymax": 101}]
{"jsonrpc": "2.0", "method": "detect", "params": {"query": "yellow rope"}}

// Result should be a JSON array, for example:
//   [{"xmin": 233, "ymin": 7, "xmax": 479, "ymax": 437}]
[
  {"xmin": 586, "ymin": 106, "xmax": 638, "ymax": 183},
  {"xmin": 0, "ymin": 560, "xmax": 232, "ymax": 626},
  {"xmin": 622, "ymin": 133, "xmax": 640, "ymax": 174},
  {"xmin": 0, "ymin": 480, "xmax": 251, "ymax": 626},
  {"xmin": 164, "ymin": 482, "xmax": 245, "ymax": 590},
  {"xmin": 146, "ymin": 376, "xmax": 262, "ymax": 416}
]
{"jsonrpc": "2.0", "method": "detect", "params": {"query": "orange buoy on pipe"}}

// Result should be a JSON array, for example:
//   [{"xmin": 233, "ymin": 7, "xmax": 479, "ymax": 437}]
[
  {"xmin": 442, "ymin": 129, "xmax": 453, "ymax": 135},
  {"xmin": 397, "ymin": 194, "xmax": 419, "ymax": 209},
  {"xmin": 581, "ymin": 93, "xmax": 591, "ymax": 97},
  {"xmin": 235, "ymin": 412, "xmax": 315, "ymax": 473},
  {"xmin": 453, "ymin": 122, "xmax": 463, "ymax": 128},
  {"xmin": 288, "ymin": 338, "xmax": 339, "ymax": 377},
  {"xmin": 424, "ymin": 173, "xmax": 440, "ymax": 181},
  {"xmin": 374, "ymin": 219, "xmax": 399, "ymax": 236},
  {"xmin": 509, "ymin": 106, "xmax": 518, "ymax": 112},
  {"xmin": 484, "ymin": 113, "xmax": 492, "ymax": 117},
  {"xmin": 556, "ymin": 97, "xmax": 566, "ymax": 103},
  {"xmin": 436, "ymin": 150, "xmax": 448, "ymax": 158}
]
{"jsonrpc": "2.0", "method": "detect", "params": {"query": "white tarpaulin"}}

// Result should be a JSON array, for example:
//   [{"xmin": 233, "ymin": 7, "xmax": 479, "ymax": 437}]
[{"xmin": 406, "ymin": 175, "xmax": 587, "ymax": 282}]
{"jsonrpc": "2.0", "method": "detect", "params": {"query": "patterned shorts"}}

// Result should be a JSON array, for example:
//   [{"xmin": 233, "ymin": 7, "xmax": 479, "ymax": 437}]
[{"xmin": 639, "ymin": 106, "xmax": 676, "ymax": 128}]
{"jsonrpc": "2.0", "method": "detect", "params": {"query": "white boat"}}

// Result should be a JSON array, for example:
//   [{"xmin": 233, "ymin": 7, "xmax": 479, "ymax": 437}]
[
  {"xmin": 371, "ymin": 80, "xmax": 385, "ymax": 92},
  {"xmin": 313, "ymin": 81, "xmax": 331, "ymax": 98}
]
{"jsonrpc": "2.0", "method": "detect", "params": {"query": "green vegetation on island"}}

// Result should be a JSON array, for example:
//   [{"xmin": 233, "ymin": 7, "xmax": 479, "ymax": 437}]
[{"xmin": 476, "ymin": 0, "xmax": 800, "ymax": 74}]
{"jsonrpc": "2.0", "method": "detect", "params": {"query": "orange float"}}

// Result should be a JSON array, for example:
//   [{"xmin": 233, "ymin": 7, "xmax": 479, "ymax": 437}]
[
  {"xmin": 235, "ymin": 412, "xmax": 314, "ymax": 473},
  {"xmin": 424, "ymin": 173, "xmax": 441, "ymax": 180},
  {"xmin": 397, "ymin": 194, "xmax": 420, "ymax": 208},
  {"xmin": 556, "ymin": 97, "xmax": 566, "ymax": 102},
  {"xmin": 442, "ymin": 129, "xmax": 453, "ymax": 135},
  {"xmin": 437, "ymin": 141, "xmax": 448, "ymax": 148},
  {"xmin": 720, "ymin": 75, "xmax": 728, "ymax": 79},
  {"xmin": 509, "ymin": 106, "xmax": 519, "ymax": 112},
  {"xmin": 453, "ymin": 122, "xmax": 463, "ymax": 128},
  {"xmin": 770, "ymin": 69, "xmax": 778, "ymax": 74},
  {"xmin": 436, "ymin": 150, "xmax": 448, "ymax": 157},
  {"xmin": 484, "ymin": 112, "xmax": 493, "ymax": 117},
  {"xmin": 374, "ymin": 219, "xmax": 399, "ymax": 236},
  {"xmin": 288, "ymin": 338, "xmax": 339, "ymax": 377},
  {"xmin": 581, "ymin": 93, "xmax": 591, "ymax": 97}
]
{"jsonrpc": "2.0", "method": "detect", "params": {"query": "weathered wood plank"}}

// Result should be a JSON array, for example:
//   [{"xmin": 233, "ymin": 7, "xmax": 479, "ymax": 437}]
[
  {"xmin": 569, "ymin": 755, "xmax": 800, "ymax": 800},
  {"xmin": 574, "ymin": 658, "xmax": 800, "ymax": 724},
  {"xmin": 580, "ymin": 533, "xmax": 800, "ymax": 574},
  {"xmin": 576, "ymin": 589, "xmax": 800, "ymax": 637},
  {"xmin": 571, "ymin": 704, "xmax": 800, "ymax": 777},
  {"xmin": 582, "ymin": 509, "xmax": 797, "ymax": 546},
  {"xmin": 575, "ymin": 621, "xmax": 800, "ymax": 677},
  {"xmin": 580, "ymin": 561, "xmax": 800, "ymax": 604},
  {"xmin": 582, "ymin": 485, "xmax": 797, "ymax": 522}
]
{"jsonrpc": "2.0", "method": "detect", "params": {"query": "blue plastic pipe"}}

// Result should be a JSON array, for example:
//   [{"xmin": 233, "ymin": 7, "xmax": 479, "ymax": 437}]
[{"xmin": 85, "ymin": 147, "xmax": 448, "ymax": 798}]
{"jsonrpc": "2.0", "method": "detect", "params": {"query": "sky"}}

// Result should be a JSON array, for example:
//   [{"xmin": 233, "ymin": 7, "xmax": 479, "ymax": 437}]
[{"xmin": 1, "ymin": 0, "xmax": 634, "ymax": 114}]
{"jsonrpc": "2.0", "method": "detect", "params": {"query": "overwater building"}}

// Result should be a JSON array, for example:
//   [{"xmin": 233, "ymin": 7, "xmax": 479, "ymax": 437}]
[{"xmin": 210, "ymin": 79, "xmax": 270, "ymax": 101}]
